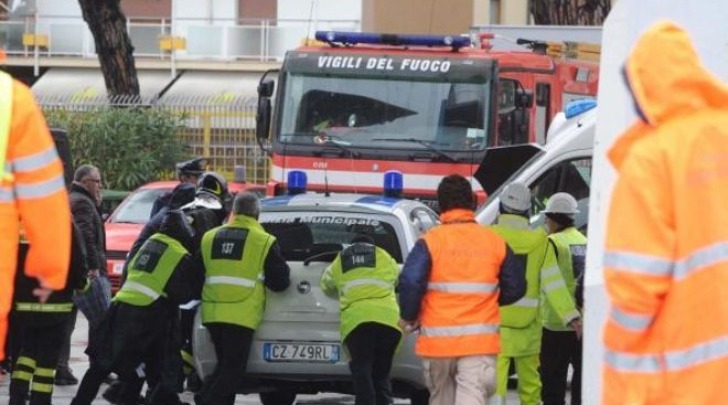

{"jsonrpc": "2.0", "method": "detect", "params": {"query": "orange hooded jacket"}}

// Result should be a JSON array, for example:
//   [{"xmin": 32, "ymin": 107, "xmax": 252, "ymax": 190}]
[
  {"xmin": 603, "ymin": 21, "xmax": 728, "ymax": 404},
  {"xmin": 0, "ymin": 73, "xmax": 71, "ymax": 360}
]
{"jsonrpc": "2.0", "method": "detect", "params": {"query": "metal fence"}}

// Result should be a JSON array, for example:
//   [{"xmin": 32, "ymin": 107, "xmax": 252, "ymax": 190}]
[{"xmin": 37, "ymin": 94, "xmax": 271, "ymax": 186}]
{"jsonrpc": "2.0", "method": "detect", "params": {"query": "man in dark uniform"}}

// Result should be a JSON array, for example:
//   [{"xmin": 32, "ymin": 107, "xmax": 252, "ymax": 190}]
[
  {"xmin": 72, "ymin": 210, "xmax": 201, "ymax": 405},
  {"xmin": 9, "ymin": 220, "xmax": 87, "ymax": 405},
  {"xmin": 150, "ymin": 158, "xmax": 207, "ymax": 219}
]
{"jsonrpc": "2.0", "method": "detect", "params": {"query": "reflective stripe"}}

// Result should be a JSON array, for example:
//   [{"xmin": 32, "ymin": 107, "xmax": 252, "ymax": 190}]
[
  {"xmin": 0, "ymin": 185, "xmax": 12, "ymax": 202},
  {"xmin": 610, "ymin": 307, "xmax": 653, "ymax": 332},
  {"xmin": 510, "ymin": 297, "xmax": 539, "ymax": 308},
  {"xmin": 541, "ymin": 265, "xmax": 560, "ymax": 279},
  {"xmin": 604, "ymin": 349, "xmax": 662, "ymax": 373},
  {"xmin": 674, "ymin": 241, "xmax": 728, "ymax": 280},
  {"xmin": 34, "ymin": 367, "xmax": 55, "ymax": 378},
  {"xmin": 16, "ymin": 356, "xmax": 36, "ymax": 368},
  {"xmin": 123, "ymin": 281, "xmax": 161, "ymax": 300},
  {"xmin": 665, "ymin": 335, "xmax": 728, "ymax": 371},
  {"xmin": 421, "ymin": 323, "xmax": 499, "ymax": 337},
  {"xmin": 341, "ymin": 278, "xmax": 391, "ymax": 294},
  {"xmin": 10, "ymin": 147, "xmax": 58, "ymax": 173},
  {"xmin": 31, "ymin": 381, "xmax": 54, "ymax": 393},
  {"xmin": 205, "ymin": 275, "xmax": 256, "ymax": 288},
  {"xmin": 15, "ymin": 302, "xmax": 74, "ymax": 312},
  {"xmin": 604, "ymin": 251, "xmax": 673, "ymax": 277},
  {"xmin": 428, "ymin": 282, "xmax": 497, "ymax": 293},
  {"xmin": 15, "ymin": 174, "xmax": 65, "ymax": 199},
  {"xmin": 12, "ymin": 370, "xmax": 33, "ymax": 381},
  {"xmin": 606, "ymin": 335, "xmax": 728, "ymax": 373},
  {"xmin": 0, "ymin": 72, "xmax": 12, "ymax": 182},
  {"xmin": 563, "ymin": 310, "xmax": 581, "ymax": 324},
  {"xmin": 543, "ymin": 279, "xmax": 567, "ymax": 292}
]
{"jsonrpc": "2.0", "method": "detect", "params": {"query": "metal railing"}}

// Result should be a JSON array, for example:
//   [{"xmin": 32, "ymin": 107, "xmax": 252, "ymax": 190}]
[
  {"xmin": 37, "ymin": 94, "xmax": 271, "ymax": 186},
  {"xmin": 0, "ymin": 14, "xmax": 360, "ymax": 61}
]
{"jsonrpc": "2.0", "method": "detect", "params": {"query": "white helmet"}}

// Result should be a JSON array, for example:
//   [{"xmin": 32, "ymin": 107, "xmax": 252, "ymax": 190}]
[
  {"xmin": 543, "ymin": 192, "xmax": 580, "ymax": 215},
  {"xmin": 500, "ymin": 182, "xmax": 531, "ymax": 213}
]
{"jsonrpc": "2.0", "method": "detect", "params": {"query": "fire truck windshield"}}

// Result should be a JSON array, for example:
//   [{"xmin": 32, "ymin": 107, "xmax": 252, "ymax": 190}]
[{"xmin": 275, "ymin": 52, "xmax": 496, "ymax": 155}]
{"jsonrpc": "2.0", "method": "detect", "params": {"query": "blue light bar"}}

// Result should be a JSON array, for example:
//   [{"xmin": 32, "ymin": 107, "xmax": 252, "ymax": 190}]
[
  {"xmin": 564, "ymin": 99, "xmax": 597, "ymax": 119},
  {"xmin": 315, "ymin": 31, "xmax": 471, "ymax": 49},
  {"xmin": 287, "ymin": 170, "xmax": 307, "ymax": 195},
  {"xmin": 383, "ymin": 170, "xmax": 403, "ymax": 198}
]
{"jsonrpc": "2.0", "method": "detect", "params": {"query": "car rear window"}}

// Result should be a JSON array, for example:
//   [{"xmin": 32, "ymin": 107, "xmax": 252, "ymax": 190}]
[
  {"xmin": 110, "ymin": 188, "xmax": 168, "ymax": 224},
  {"xmin": 261, "ymin": 212, "xmax": 403, "ymax": 263}
]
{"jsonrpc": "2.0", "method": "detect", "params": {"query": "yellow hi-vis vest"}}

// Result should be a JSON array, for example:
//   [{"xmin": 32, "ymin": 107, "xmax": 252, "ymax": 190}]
[
  {"xmin": 0, "ymin": 72, "xmax": 13, "ymax": 182},
  {"xmin": 489, "ymin": 214, "xmax": 579, "ymax": 356},
  {"xmin": 201, "ymin": 214, "xmax": 274, "ymax": 329},
  {"xmin": 543, "ymin": 226, "xmax": 587, "ymax": 331},
  {"xmin": 320, "ymin": 243, "xmax": 401, "ymax": 342},
  {"xmin": 115, "ymin": 233, "xmax": 189, "ymax": 306}
]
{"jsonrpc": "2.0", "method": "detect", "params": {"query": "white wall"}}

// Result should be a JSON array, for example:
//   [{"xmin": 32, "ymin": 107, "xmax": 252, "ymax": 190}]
[{"xmin": 277, "ymin": 0, "xmax": 360, "ymax": 27}]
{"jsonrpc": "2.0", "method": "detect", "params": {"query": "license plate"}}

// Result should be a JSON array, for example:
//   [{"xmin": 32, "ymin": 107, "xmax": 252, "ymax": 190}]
[
  {"xmin": 263, "ymin": 342, "xmax": 340, "ymax": 363},
  {"xmin": 112, "ymin": 262, "xmax": 125, "ymax": 275}
]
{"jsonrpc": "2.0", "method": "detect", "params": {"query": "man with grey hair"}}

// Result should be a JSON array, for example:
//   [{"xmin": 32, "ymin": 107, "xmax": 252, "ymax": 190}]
[
  {"xmin": 57, "ymin": 164, "xmax": 109, "ymax": 385},
  {"xmin": 195, "ymin": 192, "xmax": 290, "ymax": 405}
]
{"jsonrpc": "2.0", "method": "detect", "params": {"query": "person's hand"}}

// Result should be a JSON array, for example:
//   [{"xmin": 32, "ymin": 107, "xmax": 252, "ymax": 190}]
[
  {"xmin": 570, "ymin": 318, "xmax": 583, "ymax": 340},
  {"xmin": 32, "ymin": 287, "xmax": 53, "ymax": 303},
  {"xmin": 398, "ymin": 319, "xmax": 420, "ymax": 334},
  {"xmin": 88, "ymin": 269, "xmax": 100, "ymax": 278}
]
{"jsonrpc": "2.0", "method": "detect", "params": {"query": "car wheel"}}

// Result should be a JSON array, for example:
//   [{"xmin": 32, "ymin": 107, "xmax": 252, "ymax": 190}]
[
  {"xmin": 259, "ymin": 390, "xmax": 296, "ymax": 405},
  {"xmin": 409, "ymin": 388, "xmax": 430, "ymax": 405}
]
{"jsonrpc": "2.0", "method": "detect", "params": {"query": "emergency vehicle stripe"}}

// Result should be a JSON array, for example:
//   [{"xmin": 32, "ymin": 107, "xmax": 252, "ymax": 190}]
[
  {"xmin": 10, "ymin": 147, "xmax": 59, "ymax": 173},
  {"xmin": 543, "ymin": 279, "xmax": 567, "ymax": 293},
  {"xmin": 206, "ymin": 275, "xmax": 256, "ymax": 288},
  {"xmin": 0, "ymin": 185, "xmax": 12, "ymax": 202},
  {"xmin": 510, "ymin": 297, "xmax": 539, "ymax": 308},
  {"xmin": 610, "ymin": 307, "xmax": 653, "ymax": 331},
  {"xmin": 604, "ymin": 250, "xmax": 673, "ymax": 277},
  {"xmin": 605, "ymin": 335, "xmax": 728, "ymax": 373},
  {"xmin": 673, "ymin": 241, "xmax": 728, "ymax": 280},
  {"xmin": 15, "ymin": 174, "xmax": 65, "ymax": 200},
  {"xmin": 428, "ymin": 282, "xmax": 498, "ymax": 293},
  {"xmin": 123, "ymin": 281, "xmax": 161, "ymax": 300},
  {"xmin": 420, "ymin": 323, "xmax": 499, "ymax": 337},
  {"xmin": 31, "ymin": 381, "xmax": 54, "ymax": 393},
  {"xmin": 341, "ymin": 278, "xmax": 391, "ymax": 294}
]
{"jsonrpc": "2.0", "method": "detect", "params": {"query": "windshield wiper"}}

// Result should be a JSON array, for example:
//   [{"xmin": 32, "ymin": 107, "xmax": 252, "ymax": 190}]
[
  {"xmin": 315, "ymin": 133, "xmax": 360, "ymax": 158},
  {"xmin": 372, "ymin": 138, "xmax": 458, "ymax": 163}
]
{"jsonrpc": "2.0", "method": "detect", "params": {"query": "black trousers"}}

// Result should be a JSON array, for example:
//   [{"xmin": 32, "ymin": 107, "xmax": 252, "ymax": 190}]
[
  {"xmin": 344, "ymin": 322, "xmax": 402, "ymax": 405},
  {"xmin": 8, "ymin": 317, "xmax": 68, "ymax": 405},
  {"xmin": 196, "ymin": 323, "xmax": 254, "ymax": 405},
  {"xmin": 540, "ymin": 328, "xmax": 582, "ymax": 405},
  {"xmin": 72, "ymin": 302, "xmax": 182, "ymax": 405},
  {"xmin": 57, "ymin": 306, "xmax": 77, "ymax": 371}
]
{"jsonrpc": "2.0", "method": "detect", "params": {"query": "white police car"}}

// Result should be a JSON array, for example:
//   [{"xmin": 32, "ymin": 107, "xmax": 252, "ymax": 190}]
[{"xmin": 193, "ymin": 171, "xmax": 439, "ymax": 405}]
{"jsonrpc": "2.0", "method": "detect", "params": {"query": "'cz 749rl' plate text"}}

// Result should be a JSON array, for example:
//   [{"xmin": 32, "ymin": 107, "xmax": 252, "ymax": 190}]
[{"xmin": 263, "ymin": 342, "xmax": 340, "ymax": 363}]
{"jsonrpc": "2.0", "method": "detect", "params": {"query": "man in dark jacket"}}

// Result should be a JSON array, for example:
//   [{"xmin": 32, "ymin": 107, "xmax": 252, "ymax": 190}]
[
  {"xmin": 72, "ymin": 211, "xmax": 202, "ymax": 405},
  {"xmin": 58, "ymin": 164, "xmax": 108, "ymax": 385},
  {"xmin": 9, "ymin": 220, "xmax": 87, "ymax": 405}
]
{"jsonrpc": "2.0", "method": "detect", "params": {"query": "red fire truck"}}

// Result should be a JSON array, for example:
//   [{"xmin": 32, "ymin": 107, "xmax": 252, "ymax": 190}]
[{"xmin": 255, "ymin": 31, "xmax": 599, "ymax": 208}]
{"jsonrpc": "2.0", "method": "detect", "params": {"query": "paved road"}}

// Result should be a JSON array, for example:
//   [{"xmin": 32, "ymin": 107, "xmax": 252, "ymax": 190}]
[{"xmin": 0, "ymin": 314, "xmax": 544, "ymax": 404}]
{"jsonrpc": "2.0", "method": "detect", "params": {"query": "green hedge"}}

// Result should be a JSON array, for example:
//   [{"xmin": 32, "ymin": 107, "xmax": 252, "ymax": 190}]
[{"xmin": 45, "ymin": 107, "xmax": 190, "ymax": 191}]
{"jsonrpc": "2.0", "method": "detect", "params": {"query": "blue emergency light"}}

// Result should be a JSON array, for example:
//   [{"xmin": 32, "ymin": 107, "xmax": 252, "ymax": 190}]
[
  {"xmin": 564, "ymin": 99, "xmax": 597, "ymax": 119},
  {"xmin": 315, "ymin": 31, "xmax": 471, "ymax": 50},
  {"xmin": 383, "ymin": 170, "xmax": 403, "ymax": 198},
  {"xmin": 287, "ymin": 170, "xmax": 307, "ymax": 195}
]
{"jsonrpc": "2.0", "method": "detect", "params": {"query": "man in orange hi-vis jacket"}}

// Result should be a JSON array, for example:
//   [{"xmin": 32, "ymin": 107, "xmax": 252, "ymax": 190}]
[
  {"xmin": 0, "ymin": 69, "xmax": 71, "ymax": 362},
  {"xmin": 603, "ymin": 21, "xmax": 728, "ymax": 404}
]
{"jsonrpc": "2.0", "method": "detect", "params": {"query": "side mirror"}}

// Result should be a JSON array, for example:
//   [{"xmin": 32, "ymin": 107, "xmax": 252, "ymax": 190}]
[
  {"xmin": 256, "ymin": 97, "xmax": 272, "ymax": 141},
  {"xmin": 257, "ymin": 79, "xmax": 275, "ymax": 98},
  {"xmin": 515, "ymin": 90, "xmax": 534, "ymax": 109}
]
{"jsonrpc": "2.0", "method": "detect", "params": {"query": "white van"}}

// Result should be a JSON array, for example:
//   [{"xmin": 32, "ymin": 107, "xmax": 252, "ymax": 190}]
[{"xmin": 475, "ymin": 100, "xmax": 596, "ymax": 229}]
